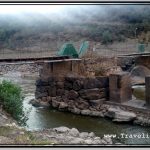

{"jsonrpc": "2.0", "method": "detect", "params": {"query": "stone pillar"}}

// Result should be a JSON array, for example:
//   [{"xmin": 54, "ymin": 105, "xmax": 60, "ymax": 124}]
[
  {"xmin": 145, "ymin": 76, "xmax": 150, "ymax": 108},
  {"xmin": 109, "ymin": 72, "xmax": 132, "ymax": 103}
]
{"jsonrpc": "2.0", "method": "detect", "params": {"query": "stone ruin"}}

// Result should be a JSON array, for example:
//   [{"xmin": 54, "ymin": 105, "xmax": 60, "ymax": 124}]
[{"xmin": 34, "ymin": 58, "xmax": 150, "ymax": 116}]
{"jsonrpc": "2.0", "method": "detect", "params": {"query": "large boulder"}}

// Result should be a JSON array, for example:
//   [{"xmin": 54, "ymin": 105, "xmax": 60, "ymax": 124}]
[
  {"xmin": 79, "ymin": 88, "xmax": 106, "ymax": 100},
  {"xmin": 73, "ymin": 80, "xmax": 83, "ymax": 91},
  {"xmin": 69, "ymin": 107, "xmax": 81, "ymax": 115},
  {"xmin": 53, "ymin": 126, "xmax": 70, "ymax": 133},
  {"xmin": 105, "ymin": 107, "xmax": 136, "ymax": 122},
  {"xmin": 59, "ymin": 102, "xmax": 68, "ymax": 111},
  {"xmin": 81, "ymin": 109, "xmax": 91, "ymax": 116},
  {"xmin": 68, "ymin": 90, "xmax": 79, "ymax": 100},
  {"xmin": 76, "ymin": 99, "xmax": 89, "ymax": 110},
  {"xmin": 90, "ymin": 111, "xmax": 104, "ymax": 117},
  {"xmin": 89, "ymin": 99, "xmax": 105, "ymax": 107},
  {"xmin": 52, "ymin": 98, "xmax": 60, "ymax": 108},
  {"xmin": 69, "ymin": 128, "xmax": 80, "ymax": 137}
]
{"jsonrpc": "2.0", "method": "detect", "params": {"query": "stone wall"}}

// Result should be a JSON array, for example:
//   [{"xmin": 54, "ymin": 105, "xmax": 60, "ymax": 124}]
[{"xmin": 35, "ymin": 76, "xmax": 109, "ymax": 114}]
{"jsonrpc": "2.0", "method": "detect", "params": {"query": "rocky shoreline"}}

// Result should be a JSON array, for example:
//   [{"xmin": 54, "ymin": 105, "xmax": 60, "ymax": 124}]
[
  {"xmin": 30, "ymin": 98, "xmax": 150, "ymax": 127},
  {"xmin": 0, "ymin": 109, "xmax": 114, "ymax": 145},
  {"xmin": 0, "ymin": 105, "xmax": 115, "ymax": 145}
]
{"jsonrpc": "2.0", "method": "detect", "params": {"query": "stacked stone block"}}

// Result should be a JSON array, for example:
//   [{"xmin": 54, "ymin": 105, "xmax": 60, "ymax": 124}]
[{"xmin": 35, "ymin": 76, "xmax": 109, "ymax": 113}]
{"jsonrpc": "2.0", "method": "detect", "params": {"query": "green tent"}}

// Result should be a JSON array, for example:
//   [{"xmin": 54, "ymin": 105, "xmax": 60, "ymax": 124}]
[{"xmin": 58, "ymin": 43, "xmax": 79, "ymax": 58}]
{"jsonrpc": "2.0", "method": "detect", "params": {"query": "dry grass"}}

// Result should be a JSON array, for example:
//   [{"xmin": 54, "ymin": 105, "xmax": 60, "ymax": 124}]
[{"xmin": 0, "ymin": 126, "xmax": 54, "ymax": 145}]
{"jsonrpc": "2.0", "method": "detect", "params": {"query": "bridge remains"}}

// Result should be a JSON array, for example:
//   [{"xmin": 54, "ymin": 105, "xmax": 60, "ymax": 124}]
[{"xmin": 34, "ymin": 55, "xmax": 150, "ymax": 124}]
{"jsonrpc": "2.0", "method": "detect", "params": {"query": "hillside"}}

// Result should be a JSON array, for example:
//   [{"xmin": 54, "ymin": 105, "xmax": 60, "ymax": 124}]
[{"xmin": 0, "ymin": 5, "xmax": 149, "ymax": 57}]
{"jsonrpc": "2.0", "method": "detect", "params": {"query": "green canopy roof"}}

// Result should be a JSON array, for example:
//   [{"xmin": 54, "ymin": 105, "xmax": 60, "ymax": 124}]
[{"xmin": 58, "ymin": 43, "xmax": 79, "ymax": 58}]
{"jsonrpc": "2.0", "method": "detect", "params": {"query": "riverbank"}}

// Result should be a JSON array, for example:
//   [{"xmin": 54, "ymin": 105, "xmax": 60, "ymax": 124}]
[
  {"xmin": 0, "ymin": 117, "xmax": 114, "ymax": 145},
  {"xmin": 0, "ymin": 105, "xmax": 115, "ymax": 145},
  {"xmin": 30, "ymin": 97, "xmax": 150, "ymax": 127}
]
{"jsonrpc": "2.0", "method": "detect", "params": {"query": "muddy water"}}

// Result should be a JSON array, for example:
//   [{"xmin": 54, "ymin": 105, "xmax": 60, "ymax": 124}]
[
  {"xmin": 0, "ymin": 72, "xmax": 150, "ymax": 145},
  {"xmin": 132, "ymin": 85, "xmax": 145, "ymax": 101}
]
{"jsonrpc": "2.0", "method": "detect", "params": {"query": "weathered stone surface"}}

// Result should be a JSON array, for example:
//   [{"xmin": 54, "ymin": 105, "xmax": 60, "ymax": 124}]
[
  {"xmin": 47, "ymin": 96, "xmax": 52, "ymax": 102},
  {"xmin": 52, "ymin": 98, "xmax": 60, "ymax": 108},
  {"xmin": 73, "ymin": 80, "xmax": 83, "ymax": 91},
  {"xmin": 89, "ymin": 99, "xmax": 105, "ymax": 107},
  {"xmin": 83, "ymin": 78, "xmax": 101, "ymax": 89},
  {"xmin": 41, "ymin": 97, "xmax": 47, "ymax": 102},
  {"xmin": 146, "ymin": 76, "xmax": 150, "ymax": 108},
  {"xmin": 79, "ymin": 132, "xmax": 89, "ymax": 139},
  {"xmin": 56, "ymin": 96, "xmax": 63, "ymax": 102},
  {"xmin": 131, "ymin": 65, "xmax": 150, "ymax": 78},
  {"xmin": 109, "ymin": 73, "xmax": 132, "ymax": 103},
  {"xmin": 88, "ymin": 132, "xmax": 95, "ymax": 138},
  {"xmin": 77, "ymin": 99, "xmax": 89, "ymax": 110},
  {"xmin": 113, "ymin": 111, "xmax": 136, "ymax": 122},
  {"xmin": 81, "ymin": 110, "xmax": 91, "ymax": 116},
  {"xmin": 65, "ymin": 77, "xmax": 77, "ymax": 83},
  {"xmin": 36, "ymin": 79, "xmax": 49, "ymax": 86},
  {"xmin": 105, "ymin": 107, "xmax": 136, "ymax": 122},
  {"xmin": 69, "ymin": 107, "xmax": 81, "ymax": 115},
  {"xmin": 90, "ymin": 111, "xmax": 104, "ymax": 117},
  {"xmin": 64, "ymin": 82, "xmax": 73, "ymax": 90},
  {"xmin": 48, "ymin": 87, "xmax": 56, "ymax": 97},
  {"xmin": 56, "ymin": 82, "xmax": 64, "ymax": 89},
  {"xmin": 40, "ymin": 101, "xmax": 51, "ymax": 107},
  {"xmin": 59, "ymin": 102, "xmax": 68, "ymax": 110},
  {"xmin": 36, "ymin": 86, "xmax": 47, "ymax": 92},
  {"xmin": 68, "ymin": 90, "xmax": 79, "ymax": 100},
  {"xmin": 69, "ymin": 128, "xmax": 80, "ymax": 137},
  {"xmin": 35, "ymin": 91, "xmax": 48, "ymax": 99},
  {"xmin": 96, "ymin": 76, "xmax": 109, "ymax": 88},
  {"xmin": 102, "ymin": 136, "xmax": 113, "ymax": 144},
  {"xmin": 79, "ymin": 88, "xmax": 106, "ymax": 100},
  {"xmin": 83, "ymin": 139, "xmax": 93, "ymax": 144},
  {"xmin": 133, "ymin": 116, "xmax": 150, "ymax": 126},
  {"xmin": 48, "ymin": 77, "xmax": 55, "ymax": 83},
  {"xmin": 69, "ymin": 138, "xmax": 85, "ymax": 144},
  {"xmin": 53, "ymin": 126, "xmax": 70, "ymax": 133},
  {"xmin": 56, "ymin": 89, "xmax": 65, "ymax": 96},
  {"xmin": 29, "ymin": 99, "xmax": 41, "ymax": 107}
]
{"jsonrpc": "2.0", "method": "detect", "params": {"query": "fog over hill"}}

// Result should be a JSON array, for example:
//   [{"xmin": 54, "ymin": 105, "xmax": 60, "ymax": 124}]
[{"xmin": 0, "ymin": 5, "xmax": 149, "ymax": 51}]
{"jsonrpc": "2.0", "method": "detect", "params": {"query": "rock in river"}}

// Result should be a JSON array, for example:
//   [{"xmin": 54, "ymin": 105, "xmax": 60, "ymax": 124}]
[{"xmin": 105, "ymin": 107, "xmax": 136, "ymax": 122}]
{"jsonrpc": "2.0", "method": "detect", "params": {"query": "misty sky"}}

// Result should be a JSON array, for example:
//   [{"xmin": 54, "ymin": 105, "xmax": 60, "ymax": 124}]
[{"xmin": 0, "ymin": 5, "xmax": 66, "ymax": 14}]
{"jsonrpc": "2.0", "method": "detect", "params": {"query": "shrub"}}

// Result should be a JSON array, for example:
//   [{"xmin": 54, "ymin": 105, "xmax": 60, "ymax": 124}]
[
  {"xmin": 0, "ymin": 80, "xmax": 27, "ymax": 125},
  {"xmin": 101, "ymin": 31, "xmax": 113, "ymax": 45}
]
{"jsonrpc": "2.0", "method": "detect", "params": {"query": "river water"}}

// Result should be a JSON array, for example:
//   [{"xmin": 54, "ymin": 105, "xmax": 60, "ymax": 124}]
[{"xmin": 0, "ymin": 72, "xmax": 150, "ymax": 145}]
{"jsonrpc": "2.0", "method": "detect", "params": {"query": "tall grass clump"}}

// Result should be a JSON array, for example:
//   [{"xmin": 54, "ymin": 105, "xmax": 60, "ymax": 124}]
[{"xmin": 0, "ymin": 80, "xmax": 27, "ymax": 125}]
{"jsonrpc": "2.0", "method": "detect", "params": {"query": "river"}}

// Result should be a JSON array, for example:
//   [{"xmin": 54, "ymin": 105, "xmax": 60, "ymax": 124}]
[{"xmin": 0, "ymin": 71, "xmax": 150, "ymax": 145}]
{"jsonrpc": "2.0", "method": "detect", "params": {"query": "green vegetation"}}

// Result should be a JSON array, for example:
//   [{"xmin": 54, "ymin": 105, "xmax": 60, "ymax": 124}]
[{"xmin": 0, "ymin": 80, "xmax": 27, "ymax": 125}]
